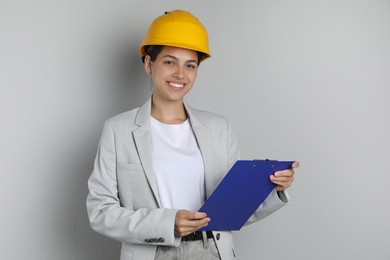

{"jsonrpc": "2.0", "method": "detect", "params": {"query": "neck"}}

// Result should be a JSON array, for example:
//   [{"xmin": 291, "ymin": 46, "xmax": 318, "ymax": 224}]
[{"xmin": 151, "ymin": 96, "xmax": 188, "ymax": 124}]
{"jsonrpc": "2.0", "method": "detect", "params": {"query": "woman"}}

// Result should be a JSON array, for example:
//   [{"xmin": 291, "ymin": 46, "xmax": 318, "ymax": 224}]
[{"xmin": 87, "ymin": 10, "xmax": 298, "ymax": 260}]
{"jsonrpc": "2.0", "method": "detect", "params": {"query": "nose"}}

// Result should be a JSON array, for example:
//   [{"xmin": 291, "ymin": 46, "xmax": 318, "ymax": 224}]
[{"xmin": 173, "ymin": 66, "xmax": 184, "ymax": 79}]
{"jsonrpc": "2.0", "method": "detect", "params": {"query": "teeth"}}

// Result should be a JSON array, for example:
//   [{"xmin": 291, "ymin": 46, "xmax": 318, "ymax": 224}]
[{"xmin": 169, "ymin": 82, "xmax": 184, "ymax": 88}]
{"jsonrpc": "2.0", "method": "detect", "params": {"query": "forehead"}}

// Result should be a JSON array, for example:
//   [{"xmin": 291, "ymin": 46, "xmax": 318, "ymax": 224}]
[{"xmin": 159, "ymin": 46, "xmax": 198, "ymax": 61}]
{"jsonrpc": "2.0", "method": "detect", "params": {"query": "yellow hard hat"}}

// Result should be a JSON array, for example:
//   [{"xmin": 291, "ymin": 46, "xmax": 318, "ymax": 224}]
[{"xmin": 139, "ymin": 10, "xmax": 211, "ymax": 62}]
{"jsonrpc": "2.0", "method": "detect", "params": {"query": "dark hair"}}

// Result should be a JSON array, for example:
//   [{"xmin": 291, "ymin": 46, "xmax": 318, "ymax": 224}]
[{"xmin": 141, "ymin": 45, "xmax": 205, "ymax": 64}]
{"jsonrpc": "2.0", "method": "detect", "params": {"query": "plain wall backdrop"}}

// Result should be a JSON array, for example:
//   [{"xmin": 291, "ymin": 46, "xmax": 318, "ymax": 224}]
[{"xmin": 1, "ymin": 1, "xmax": 389, "ymax": 259}]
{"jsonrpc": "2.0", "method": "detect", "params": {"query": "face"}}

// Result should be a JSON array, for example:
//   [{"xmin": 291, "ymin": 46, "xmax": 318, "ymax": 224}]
[{"xmin": 144, "ymin": 46, "xmax": 199, "ymax": 104}]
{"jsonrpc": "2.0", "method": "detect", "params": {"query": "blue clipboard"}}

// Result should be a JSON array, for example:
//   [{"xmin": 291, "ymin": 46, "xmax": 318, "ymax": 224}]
[{"xmin": 198, "ymin": 159, "xmax": 294, "ymax": 231}]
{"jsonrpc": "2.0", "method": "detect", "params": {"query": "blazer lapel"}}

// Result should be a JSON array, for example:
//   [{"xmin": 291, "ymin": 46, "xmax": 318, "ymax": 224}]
[
  {"xmin": 132, "ymin": 98, "xmax": 162, "ymax": 207},
  {"xmin": 185, "ymin": 103, "xmax": 214, "ymax": 199}
]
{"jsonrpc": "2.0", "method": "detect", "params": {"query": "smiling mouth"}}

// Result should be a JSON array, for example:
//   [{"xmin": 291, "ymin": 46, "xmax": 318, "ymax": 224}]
[{"xmin": 168, "ymin": 82, "xmax": 185, "ymax": 89}]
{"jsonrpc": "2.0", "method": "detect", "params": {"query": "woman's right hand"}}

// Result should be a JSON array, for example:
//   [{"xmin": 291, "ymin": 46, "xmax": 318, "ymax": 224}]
[{"xmin": 174, "ymin": 210, "xmax": 211, "ymax": 237}]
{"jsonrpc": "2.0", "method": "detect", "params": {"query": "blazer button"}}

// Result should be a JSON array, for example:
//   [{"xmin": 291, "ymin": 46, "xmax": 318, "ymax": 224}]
[{"xmin": 216, "ymin": 233, "xmax": 221, "ymax": 240}]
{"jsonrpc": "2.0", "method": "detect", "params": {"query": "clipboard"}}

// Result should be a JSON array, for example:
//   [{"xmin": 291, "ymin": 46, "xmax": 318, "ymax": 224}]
[{"xmin": 198, "ymin": 159, "xmax": 294, "ymax": 231}]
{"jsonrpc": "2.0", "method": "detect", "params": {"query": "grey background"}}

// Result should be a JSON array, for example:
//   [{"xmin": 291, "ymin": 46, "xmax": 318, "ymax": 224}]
[{"xmin": 1, "ymin": 1, "xmax": 389, "ymax": 259}]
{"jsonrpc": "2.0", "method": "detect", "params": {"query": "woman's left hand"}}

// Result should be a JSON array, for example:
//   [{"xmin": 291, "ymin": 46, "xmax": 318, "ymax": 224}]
[{"xmin": 270, "ymin": 161, "xmax": 299, "ymax": 191}]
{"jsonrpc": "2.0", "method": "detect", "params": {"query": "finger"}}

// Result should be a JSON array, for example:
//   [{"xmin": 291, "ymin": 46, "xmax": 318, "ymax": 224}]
[
  {"xmin": 271, "ymin": 174, "xmax": 294, "ymax": 181},
  {"xmin": 292, "ymin": 161, "xmax": 300, "ymax": 169},
  {"xmin": 176, "ymin": 215, "xmax": 210, "ymax": 229},
  {"xmin": 192, "ymin": 212, "xmax": 207, "ymax": 220},
  {"xmin": 272, "ymin": 179, "xmax": 292, "ymax": 186},
  {"xmin": 271, "ymin": 175, "xmax": 294, "ymax": 184},
  {"xmin": 177, "ymin": 210, "xmax": 206, "ymax": 221},
  {"xmin": 184, "ymin": 216, "xmax": 210, "ymax": 225},
  {"xmin": 188, "ymin": 217, "xmax": 211, "ymax": 227},
  {"xmin": 271, "ymin": 174, "xmax": 294, "ymax": 183},
  {"xmin": 271, "ymin": 181, "xmax": 289, "ymax": 188},
  {"xmin": 274, "ymin": 169, "xmax": 294, "ymax": 178}
]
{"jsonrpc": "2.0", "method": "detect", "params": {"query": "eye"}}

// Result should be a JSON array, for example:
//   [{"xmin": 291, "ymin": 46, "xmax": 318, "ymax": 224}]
[
  {"xmin": 163, "ymin": 60, "xmax": 174, "ymax": 65},
  {"xmin": 186, "ymin": 63, "xmax": 197, "ymax": 70}
]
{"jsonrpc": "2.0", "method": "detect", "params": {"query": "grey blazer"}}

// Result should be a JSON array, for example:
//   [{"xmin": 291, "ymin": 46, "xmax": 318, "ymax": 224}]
[{"xmin": 86, "ymin": 98, "xmax": 287, "ymax": 260}]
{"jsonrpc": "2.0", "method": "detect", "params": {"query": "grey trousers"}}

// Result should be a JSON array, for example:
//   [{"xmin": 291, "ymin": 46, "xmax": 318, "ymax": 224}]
[{"xmin": 154, "ymin": 238, "xmax": 221, "ymax": 260}]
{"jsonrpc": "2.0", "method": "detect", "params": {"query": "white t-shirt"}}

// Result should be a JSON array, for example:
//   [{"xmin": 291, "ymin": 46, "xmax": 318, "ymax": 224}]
[{"xmin": 150, "ymin": 117, "xmax": 205, "ymax": 212}]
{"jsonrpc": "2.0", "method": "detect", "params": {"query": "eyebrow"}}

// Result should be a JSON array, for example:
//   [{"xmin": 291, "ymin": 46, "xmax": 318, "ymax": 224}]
[{"xmin": 162, "ymin": 55, "xmax": 198, "ymax": 64}]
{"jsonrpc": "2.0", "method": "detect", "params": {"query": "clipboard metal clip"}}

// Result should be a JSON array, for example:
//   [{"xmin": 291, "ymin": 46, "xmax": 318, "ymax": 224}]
[{"xmin": 253, "ymin": 159, "xmax": 278, "ymax": 168}]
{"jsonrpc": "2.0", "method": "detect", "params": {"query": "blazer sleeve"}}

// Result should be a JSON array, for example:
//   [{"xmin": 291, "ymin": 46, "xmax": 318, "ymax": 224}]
[
  {"xmin": 245, "ymin": 190, "xmax": 289, "ymax": 225},
  {"xmin": 86, "ymin": 121, "xmax": 179, "ymax": 246}
]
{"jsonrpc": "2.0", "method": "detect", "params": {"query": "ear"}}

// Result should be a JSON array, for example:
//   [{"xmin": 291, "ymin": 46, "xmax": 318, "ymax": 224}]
[{"xmin": 144, "ymin": 55, "xmax": 152, "ymax": 75}]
